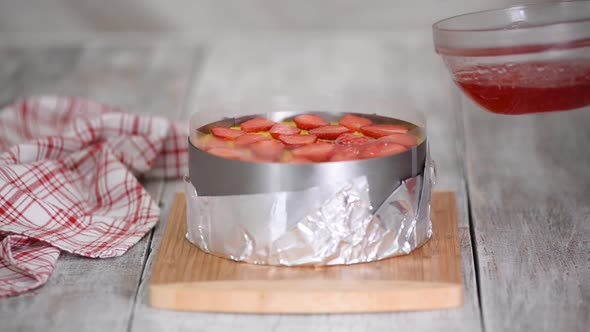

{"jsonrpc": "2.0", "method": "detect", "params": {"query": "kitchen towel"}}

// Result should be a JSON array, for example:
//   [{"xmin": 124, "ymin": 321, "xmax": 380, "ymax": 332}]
[{"xmin": 0, "ymin": 96, "xmax": 188, "ymax": 297}]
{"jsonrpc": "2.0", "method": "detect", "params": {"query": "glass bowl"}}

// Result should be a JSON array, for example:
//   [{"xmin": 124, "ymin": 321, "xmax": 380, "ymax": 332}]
[{"xmin": 433, "ymin": 1, "xmax": 590, "ymax": 114}]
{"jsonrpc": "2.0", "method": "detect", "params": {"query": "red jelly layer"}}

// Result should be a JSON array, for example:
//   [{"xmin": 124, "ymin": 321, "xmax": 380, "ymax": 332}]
[{"xmin": 454, "ymin": 61, "xmax": 590, "ymax": 114}]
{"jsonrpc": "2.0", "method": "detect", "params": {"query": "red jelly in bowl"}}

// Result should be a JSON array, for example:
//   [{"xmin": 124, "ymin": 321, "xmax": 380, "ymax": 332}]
[{"xmin": 433, "ymin": 1, "xmax": 590, "ymax": 115}]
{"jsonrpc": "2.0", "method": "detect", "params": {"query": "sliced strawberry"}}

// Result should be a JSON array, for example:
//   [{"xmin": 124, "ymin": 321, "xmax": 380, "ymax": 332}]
[
  {"xmin": 211, "ymin": 127, "xmax": 246, "ymax": 140},
  {"xmin": 293, "ymin": 114, "xmax": 329, "ymax": 130},
  {"xmin": 360, "ymin": 124, "xmax": 409, "ymax": 138},
  {"xmin": 330, "ymin": 145, "xmax": 362, "ymax": 161},
  {"xmin": 240, "ymin": 117, "xmax": 275, "ymax": 132},
  {"xmin": 269, "ymin": 124, "xmax": 301, "ymax": 139},
  {"xmin": 207, "ymin": 147, "xmax": 246, "ymax": 160},
  {"xmin": 195, "ymin": 137, "xmax": 230, "ymax": 151},
  {"xmin": 278, "ymin": 134, "xmax": 317, "ymax": 148},
  {"xmin": 360, "ymin": 142, "xmax": 407, "ymax": 159},
  {"xmin": 335, "ymin": 133, "xmax": 374, "ymax": 146},
  {"xmin": 338, "ymin": 114, "xmax": 372, "ymax": 131},
  {"xmin": 250, "ymin": 140, "xmax": 285, "ymax": 161},
  {"xmin": 309, "ymin": 125, "xmax": 350, "ymax": 140},
  {"xmin": 291, "ymin": 143, "xmax": 335, "ymax": 162},
  {"xmin": 234, "ymin": 133, "xmax": 271, "ymax": 147},
  {"xmin": 316, "ymin": 140, "xmax": 335, "ymax": 145},
  {"xmin": 240, "ymin": 156, "xmax": 271, "ymax": 163},
  {"xmin": 377, "ymin": 133, "xmax": 418, "ymax": 147}
]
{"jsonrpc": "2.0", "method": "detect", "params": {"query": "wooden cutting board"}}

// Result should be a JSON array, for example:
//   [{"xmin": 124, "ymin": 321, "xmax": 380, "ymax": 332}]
[{"xmin": 149, "ymin": 191, "xmax": 463, "ymax": 313}]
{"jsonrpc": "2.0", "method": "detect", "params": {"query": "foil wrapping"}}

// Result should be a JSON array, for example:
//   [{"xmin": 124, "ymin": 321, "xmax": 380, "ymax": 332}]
[{"xmin": 184, "ymin": 153, "xmax": 435, "ymax": 266}]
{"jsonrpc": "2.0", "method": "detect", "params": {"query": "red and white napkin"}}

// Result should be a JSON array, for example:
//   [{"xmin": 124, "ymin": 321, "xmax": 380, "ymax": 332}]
[{"xmin": 0, "ymin": 96, "xmax": 188, "ymax": 297}]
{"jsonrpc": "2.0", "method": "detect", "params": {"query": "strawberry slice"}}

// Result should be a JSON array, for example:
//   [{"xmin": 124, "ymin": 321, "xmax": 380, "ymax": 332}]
[
  {"xmin": 377, "ymin": 133, "xmax": 418, "ymax": 147},
  {"xmin": 240, "ymin": 117, "xmax": 275, "ymax": 132},
  {"xmin": 211, "ymin": 127, "xmax": 246, "ymax": 140},
  {"xmin": 315, "ymin": 140, "xmax": 335, "ymax": 145},
  {"xmin": 291, "ymin": 143, "xmax": 335, "ymax": 162},
  {"xmin": 278, "ymin": 134, "xmax": 317, "ymax": 148},
  {"xmin": 335, "ymin": 133, "xmax": 374, "ymax": 146},
  {"xmin": 309, "ymin": 125, "xmax": 350, "ymax": 140},
  {"xmin": 360, "ymin": 142, "xmax": 407, "ymax": 159},
  {"xmin": 250, "ymin": 140, "xmax": 285, "ymax": 161},
  {"xmin": 234, "ymin": 133, "xmax": 271, "ymax": 147},
  {"xmin": 269, "ymin": 124, "xmax": 301, "ymax": 139},
  {"xmin": 330, "ymin": 145, "xmax": 362, "ymax": 161},
  {"xmin": 293, "ymin": 114, "xmax": 329, "ymax": 130},
  {"xmin": 338, "ymin": 114, "xmax": 372, "ymax": 131},
  {"xmin": 208, "ymin": 147, "xmax": 247, "ymax": 160},
  {"xmin": 195, "ymin": 137, "xmax": 230, "ymax": 151},
  {"xmin": 360, "ymin": 124, "xmax": 409, "ymax": 138}
]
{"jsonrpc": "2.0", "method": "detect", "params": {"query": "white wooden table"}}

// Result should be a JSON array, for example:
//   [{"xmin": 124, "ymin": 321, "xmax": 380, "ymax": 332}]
[{"xmin": 0, "ymin": 37, "xmax": 587, "ymax": 332}]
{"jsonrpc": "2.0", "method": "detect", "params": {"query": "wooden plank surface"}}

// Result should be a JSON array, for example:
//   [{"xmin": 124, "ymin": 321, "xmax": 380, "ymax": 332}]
[
  {"xmin": 0, "ymin": 45, "xmax": 197, "ymax": 332},
  {"xmin": 463, "ymin": 98, "xmax": 590, "ymax": 332},
  {"xmin": 149, "ymin": 192, "xmax": 462, "ymax": 313},
  {"xmin": 131, "ymin": 38, "xmax": 483, "ymax": 331}
]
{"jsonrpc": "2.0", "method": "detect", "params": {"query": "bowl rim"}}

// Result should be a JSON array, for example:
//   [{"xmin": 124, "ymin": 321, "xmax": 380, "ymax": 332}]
[
  {"xmin": 433, "ymin": 2, "xmax": 590, "ymax": 33},
  {"xmin": 432, "ymin": 1, "xmax": 590, "ymax": 55}
]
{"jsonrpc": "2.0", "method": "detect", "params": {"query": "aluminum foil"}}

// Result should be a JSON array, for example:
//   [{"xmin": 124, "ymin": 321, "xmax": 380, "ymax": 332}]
[{"xmin": 184, "ymin": 153, "xmax": 435, "ymax": 266}]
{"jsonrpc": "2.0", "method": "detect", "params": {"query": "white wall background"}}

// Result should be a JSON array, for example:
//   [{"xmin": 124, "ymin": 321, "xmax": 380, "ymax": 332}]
[{"xmin": 0, "ymin": 0, "xmax": 548, "ymax": 42}]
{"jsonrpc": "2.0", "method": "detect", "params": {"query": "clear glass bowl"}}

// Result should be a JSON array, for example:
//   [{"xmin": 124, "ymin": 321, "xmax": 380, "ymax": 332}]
[{"xmin": 433, "ymin": 1, "xmax": 590, "ymax": 115}]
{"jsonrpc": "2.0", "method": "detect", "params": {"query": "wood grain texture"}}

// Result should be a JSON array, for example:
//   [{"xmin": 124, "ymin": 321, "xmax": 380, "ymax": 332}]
[
  {"xmin": 0, "ymin": 0, "xmax": 546, "ymax": 45},
  {"xmin": 149, "ymin": 192, "xmax": 462, "ymax": 313},
  {"xmin": 0, "ymin": 45, "xmax": 196, "ymax": 332},
  {"xmin": 130, "ymin": 38, "xmax": 482, "ymax": 331},
  {"xmin": 462, "ymin": 97, "xmax": 590, "ymax": 332}
]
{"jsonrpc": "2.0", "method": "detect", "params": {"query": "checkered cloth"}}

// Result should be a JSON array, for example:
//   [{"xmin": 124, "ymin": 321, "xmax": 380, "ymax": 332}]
[{"xmin": 0, "ymin": 96, "xmax": 188, "ymax": 297}]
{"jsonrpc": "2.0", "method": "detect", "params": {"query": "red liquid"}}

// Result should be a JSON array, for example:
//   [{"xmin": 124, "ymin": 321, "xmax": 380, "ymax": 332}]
[{"xmin": 454, "ymin": 61, "xmax": 590, "ymax": 114}]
